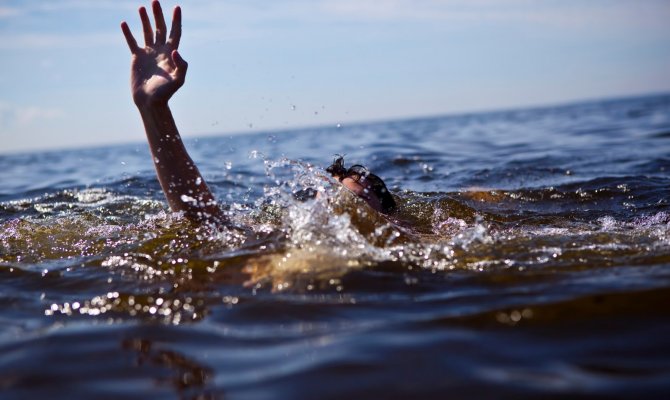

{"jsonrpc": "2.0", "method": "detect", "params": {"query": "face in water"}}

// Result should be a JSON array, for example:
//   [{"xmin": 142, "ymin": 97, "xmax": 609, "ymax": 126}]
[{"xmin": 326, "ymin": 156, "xmax": 396, "ymax": 215}]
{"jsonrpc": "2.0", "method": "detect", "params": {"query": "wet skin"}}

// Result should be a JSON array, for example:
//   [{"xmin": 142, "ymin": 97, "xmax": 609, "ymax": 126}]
[
  {"xmin": 334, "ymin": 175, "xmax": 384, "ymax": 213},
  {"xmin": 123, "ymin": 1, "xmax": 387, "ymax": 225}
]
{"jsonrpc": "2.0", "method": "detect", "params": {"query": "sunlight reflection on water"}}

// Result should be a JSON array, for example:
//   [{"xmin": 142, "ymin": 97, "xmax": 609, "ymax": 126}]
[{"xmin": 1, "ymin": 94, "xmax": 670, "ymax": 398}]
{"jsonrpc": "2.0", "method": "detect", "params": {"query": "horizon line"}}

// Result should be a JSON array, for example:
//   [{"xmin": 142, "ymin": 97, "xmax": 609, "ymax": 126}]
[{"xmin": 3, "ymin": 89, "xmax": 669, "ymax": 157}]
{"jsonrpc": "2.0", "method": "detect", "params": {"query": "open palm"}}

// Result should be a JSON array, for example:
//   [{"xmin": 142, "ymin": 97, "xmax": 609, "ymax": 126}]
[{"xmin": 121, "ymin": 1, "xmax": 186, "ymax": 106}]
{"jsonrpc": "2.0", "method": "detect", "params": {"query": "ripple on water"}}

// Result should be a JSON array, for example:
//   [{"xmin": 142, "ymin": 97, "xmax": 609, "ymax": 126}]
[{"xmin": 1, "ymin": 94, "xmax": 670, "ymax": 398}]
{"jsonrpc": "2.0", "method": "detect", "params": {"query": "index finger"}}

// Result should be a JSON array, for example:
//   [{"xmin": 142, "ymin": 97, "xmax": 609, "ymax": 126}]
[
  {"xmin": 121, "ymin": 21, "xmax": 139, "ymax": 53},
  {"xmin": 167, "ymin": 6, "xmax": 182, "ymax": 48}
]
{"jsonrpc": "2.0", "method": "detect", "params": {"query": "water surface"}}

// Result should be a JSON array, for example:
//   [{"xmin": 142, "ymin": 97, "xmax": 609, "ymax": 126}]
[{"xmin": 1, "ymin": 94, "xmax": 670, "ymax": 399}]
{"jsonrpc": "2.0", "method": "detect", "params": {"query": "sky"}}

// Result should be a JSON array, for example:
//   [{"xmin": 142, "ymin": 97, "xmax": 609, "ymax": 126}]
[{"xmin": 1, "ymin": 0, "xmax": 670, "ymax": 154}]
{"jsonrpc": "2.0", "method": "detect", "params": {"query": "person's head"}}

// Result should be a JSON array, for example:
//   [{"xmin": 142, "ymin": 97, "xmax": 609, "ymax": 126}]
[{"xmin": 326, "ymin": 156, "xmax": 396, "ymax": 214}]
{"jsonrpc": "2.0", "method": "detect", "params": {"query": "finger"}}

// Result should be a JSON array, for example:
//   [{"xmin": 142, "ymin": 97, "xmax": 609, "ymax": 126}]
[
  {"xmin": 167, "ymin": 6, "xmax": 182, "ymax": 48},
  {"xmin": 121, "ymin": 22, "xmax": 139, "ymax": 53},
  {"xmin": 139, "ymin": 6, "xmax": 154, "ymax": 47},
  {"xmin": 172, "ymin": 50, "xmax": 188, "ymax": 71},
  {"xmin": 172, "ymin": 50, "xmax": 188, "ymax": 83},
  {"xmin": 152, "ymin": 0, "xmax": 167, "ymax": 45}
]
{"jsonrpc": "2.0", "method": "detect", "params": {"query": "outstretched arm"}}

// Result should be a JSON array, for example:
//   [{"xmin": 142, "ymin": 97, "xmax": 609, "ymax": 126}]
[{"xmin": 121, "ymin": 1, "xmax": 224, "ymax": 223}]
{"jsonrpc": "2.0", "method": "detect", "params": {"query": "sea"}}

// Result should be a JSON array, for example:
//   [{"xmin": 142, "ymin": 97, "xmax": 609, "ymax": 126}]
[{"xmin": 1, "ymin": 93, "xmax": 669, "ymax": 399}]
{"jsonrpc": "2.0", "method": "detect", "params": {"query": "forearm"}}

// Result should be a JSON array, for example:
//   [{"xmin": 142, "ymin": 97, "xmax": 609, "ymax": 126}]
[{"xmin": 137, "ymin": 102, "xmax": 224, "ymax": 223}]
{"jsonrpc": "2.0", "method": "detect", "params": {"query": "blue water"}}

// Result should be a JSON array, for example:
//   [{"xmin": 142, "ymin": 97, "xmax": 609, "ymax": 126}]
[{"xmin": 1, "ymin": 93, "xmax": 670, "ymax": 399}]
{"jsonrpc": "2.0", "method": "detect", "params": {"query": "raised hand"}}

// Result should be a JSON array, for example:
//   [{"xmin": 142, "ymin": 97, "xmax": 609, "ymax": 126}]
[
  {"xmin": 120, "ymin": 2, "xmax": 225, "ymax": 224},
  {"xmin": 121, "ymin": 1, "xmax": 186, "ymax": 107}
]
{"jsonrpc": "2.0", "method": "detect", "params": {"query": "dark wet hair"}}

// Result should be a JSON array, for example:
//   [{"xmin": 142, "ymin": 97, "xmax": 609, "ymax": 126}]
[{"xmin": 326, "ymin": 156, "xmax": 396, "ymax": 214}]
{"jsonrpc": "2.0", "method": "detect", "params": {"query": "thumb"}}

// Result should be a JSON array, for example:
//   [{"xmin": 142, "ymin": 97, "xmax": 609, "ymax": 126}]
[{"xmin": 172, "ymin": 50, "xmax": 188, "ymax": 74}]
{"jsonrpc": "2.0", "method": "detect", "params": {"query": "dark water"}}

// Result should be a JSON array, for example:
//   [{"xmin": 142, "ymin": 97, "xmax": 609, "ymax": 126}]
[{"xmin": 1, "ymin": 94, "xmax": 670, "ymax": 399}]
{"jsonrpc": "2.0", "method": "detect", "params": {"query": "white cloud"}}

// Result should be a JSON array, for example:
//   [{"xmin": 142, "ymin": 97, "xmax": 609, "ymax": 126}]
[
  {"xmin": 0, "ymin": 0, "xmax": 137, "ymax": 19},
  {"xmin": 4, "ymin": 0, "xmax": 668, "ymax": 50},
  {"xmin": 317, "ymin": 0, "xmax": 670, "ymax": 32},
  {"xmin": 15, "ymin": 0, "xmax": 136, "ymax": 13},
  {"xmin": 0, "ymin": 32, "xmax": 118, "ymax": 49},
  {"xmin": 163, "ymin": 0, "xmax": 670, "ymax": 39},
  {"xmin": 0, "ymin": 6, "xmax": 20, "ymax": 18},
  {"xmin": 0, "ymin": 101, "xmax": 64, "ymax": 128}
]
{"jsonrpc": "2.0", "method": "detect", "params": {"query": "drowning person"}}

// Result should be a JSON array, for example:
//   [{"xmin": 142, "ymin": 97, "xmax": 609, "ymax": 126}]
[{"xmin": 120, "ymin": 0, "xmax": 396, "ymax": 227}]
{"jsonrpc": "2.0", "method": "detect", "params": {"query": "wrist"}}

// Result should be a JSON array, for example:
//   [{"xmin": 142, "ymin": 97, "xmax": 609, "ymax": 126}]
[
  {"xmin": 134, "ymin": 95, "xmax": 169, "ymax": 111},
  {"xmin": 135, "ymin": 99, "xmax": 181, "ymax": 145}
]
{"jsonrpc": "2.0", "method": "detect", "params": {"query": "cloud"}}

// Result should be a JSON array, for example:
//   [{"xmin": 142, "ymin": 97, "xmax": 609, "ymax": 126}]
[
  {"xmin": 4, "ymin": 0, "xmax": 669, "ymax": 50},
  {"xmin": 0, "ymin": 6, "xmax": 20, "ymax": 18},
  {"xmin": 311, "ymin": 0, "xmax": 670, "ymax": 35},
  {"xmin": 167, "ymin": 0, "xmax": 670, "ymax": 40},
  {"xmin": 0, "ymin": 0, "xmax": 136, "ymax": 20},
  {"xmin": 0, "ymin": 102, "xmax": 64, "ymax": 128},
  {"xmin": 0, "ymin": 32, "xmax": 118, "ymax": 49},
  {"xmin": 6, "ymin": 0, "xmax": 136, "ymax": 14}
]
